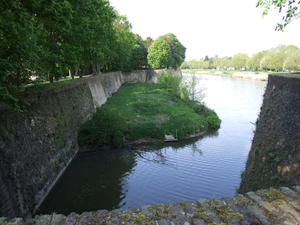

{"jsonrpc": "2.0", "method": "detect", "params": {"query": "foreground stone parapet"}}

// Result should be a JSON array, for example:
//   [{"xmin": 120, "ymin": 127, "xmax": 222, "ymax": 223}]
[{"xmin": 1, "ymin": 186, "xmax": 300, "ymax": 225}]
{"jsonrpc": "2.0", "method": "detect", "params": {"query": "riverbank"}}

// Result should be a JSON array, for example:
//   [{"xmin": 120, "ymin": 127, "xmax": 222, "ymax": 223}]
[
  {"xmin": 183, "ymin": 69, "xmax": 269, "ymax": 81},
  {"xmin": 78, "ymin": 82, "xmax": 221, "ymax": 150}
]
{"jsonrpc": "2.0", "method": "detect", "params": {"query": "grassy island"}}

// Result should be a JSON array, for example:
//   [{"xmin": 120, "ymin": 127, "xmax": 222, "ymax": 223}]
[{"xmin": 78, "ymin": 72, "xmax": 221, "ymax": 150}]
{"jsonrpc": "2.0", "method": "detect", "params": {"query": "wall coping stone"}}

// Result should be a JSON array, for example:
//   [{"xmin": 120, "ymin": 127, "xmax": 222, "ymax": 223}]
[{"xmin": 1, "ymin": 186, "xmax": 300, "ymax": 225}]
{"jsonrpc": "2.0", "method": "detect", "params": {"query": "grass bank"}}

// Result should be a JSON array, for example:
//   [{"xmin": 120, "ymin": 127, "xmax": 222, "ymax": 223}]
[{"xmin": 78, "ymin": 82, "xmax": 221, "ymax": 150}]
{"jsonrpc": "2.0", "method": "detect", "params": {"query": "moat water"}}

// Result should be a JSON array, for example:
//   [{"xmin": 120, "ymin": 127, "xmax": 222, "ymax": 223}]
[{"xmin": 36, "ymin": 74, "xmax": 267, "ymax": 215}]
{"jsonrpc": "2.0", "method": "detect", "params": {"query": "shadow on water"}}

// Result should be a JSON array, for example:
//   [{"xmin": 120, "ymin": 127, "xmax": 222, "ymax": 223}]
[
  {"xmin": 36, "ymin": 130, "xmax": 218, "ymax": 215},
  {"xmin": 36, "ymin": 149, "xmax": 136, "ymax": 215}
]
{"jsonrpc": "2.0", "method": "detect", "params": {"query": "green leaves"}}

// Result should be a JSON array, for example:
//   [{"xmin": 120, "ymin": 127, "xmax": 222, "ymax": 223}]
[
  {"xmin": 256, "ymin": 0, "xmax": 300, "ymax": 30},
  {"xmin": 147, "ymin": 33, "xmax": 186, "ymax": 69}
]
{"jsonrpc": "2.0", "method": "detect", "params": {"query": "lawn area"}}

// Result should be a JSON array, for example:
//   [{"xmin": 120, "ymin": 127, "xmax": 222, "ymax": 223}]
[{"xmin": 78, "ymin": 82, "xmax": 220, "ymax": 149}]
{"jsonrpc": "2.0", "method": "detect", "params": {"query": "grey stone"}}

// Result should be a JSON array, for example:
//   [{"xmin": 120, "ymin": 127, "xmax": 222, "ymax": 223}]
[
  {"xmin": 191, "ymin": 218, "xmax": 206, "ymax": 225},
  {"xmin": 181, "ymin": 201, "xmax": 198, "ymax": 216},
  {"xmin": 140, "ymin": 205, "xmax": 153, "ymax": 217},
  {"xmin": 35, "ymin": 215, "xmax": 51, "ymax": 225},
  {"xmin": 50, "ymin": 214, "xmax": 65, "ymax": 225},
  {"xmin": 157, "ymin": 218, "xmax": 172, "ymax": 225},
  {"xmin": 62, "ymin": 212, "xmax": 78, "ymax": 225},
  {"xmin": 78, "ymin": 212, "xmax": 94, "ymax": 225},
  {"xmin": 169, "ymin": 202, "xmax": 184, "ymax": 216},
  {"xmin": 126, "ymin": 206, "xmax": 139, "ymax": 215},
  {"xmin": 280, "ymin": 187, "xmax": 299, "ymax": 198},
  {"xmin": 222, "ymin": 197, "xmax": 260, "ymax": 225},
  {"xmin": 247, "ymin": 204, "xmax": 272, "ymax": 225},
  {"xmin": 9, "ymin": 217, "xmax": 24, "ymax": 224},
  {"xmin": 196, "ymin": 199, "xmax": 222, "ymax": 224},
  {"xmin": 94, "ymin": 210, "xmax": 109, "ymax": 224},
  {"xmin": 0, "ymin": 218, "xmax": 8, "ymax": 224}
]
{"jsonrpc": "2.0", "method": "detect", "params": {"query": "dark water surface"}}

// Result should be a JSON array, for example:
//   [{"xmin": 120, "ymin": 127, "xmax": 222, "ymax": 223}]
[{"xmin": 37, "ymin": 74, "xmax": 266, "ymax": 215}]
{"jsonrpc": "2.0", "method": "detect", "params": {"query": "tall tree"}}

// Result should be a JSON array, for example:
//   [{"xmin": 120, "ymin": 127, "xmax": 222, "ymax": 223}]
[
  {"xmin": 147, "ymin": 38, "xmax": 172, "ymax": 69},
  {"xmin": 110, "ymin": 13, "xmax": 136, "ymax": 72},
  {"xmin": 147, "ymin": 34, "xmax": 186, "ymax": 69},
  {"xmin": 161, "ymin": 33, "xmax": 186, "ymax": 68},
  {"xmin": 1, "ymin": 0, "xmax": 44, "ymax": 108}
]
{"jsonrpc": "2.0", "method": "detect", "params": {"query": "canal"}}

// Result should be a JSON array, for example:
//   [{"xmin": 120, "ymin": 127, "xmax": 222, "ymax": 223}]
[{"xmin": 36, "ymin": 74, "xmax": 267, "ymax": 215}]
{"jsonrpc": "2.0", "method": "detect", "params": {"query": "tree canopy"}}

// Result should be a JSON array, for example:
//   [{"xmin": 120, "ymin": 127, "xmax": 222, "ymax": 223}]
[
  {"xmin": 147, "ymin": 34, "xmax": 186, "ymax": 69},
  {"xmin": 257, "ymin": 0, "xmax": 300, "ymax": 30},
  {"xmin": 1, "ymin": 0, "xmax": 175, "ymax": 109}
]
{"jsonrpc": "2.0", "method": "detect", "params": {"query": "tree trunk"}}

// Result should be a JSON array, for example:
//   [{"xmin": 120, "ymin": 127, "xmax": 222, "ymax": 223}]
[{"xmin": 69, "ymin": 70, "xmax": 74, "ymax": 79}]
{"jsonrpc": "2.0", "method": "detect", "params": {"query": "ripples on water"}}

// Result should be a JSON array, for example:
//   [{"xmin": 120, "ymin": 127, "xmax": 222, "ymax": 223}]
[{"xmin": 37, "ymin": 74, "xmax": 266, "ymax": 215}]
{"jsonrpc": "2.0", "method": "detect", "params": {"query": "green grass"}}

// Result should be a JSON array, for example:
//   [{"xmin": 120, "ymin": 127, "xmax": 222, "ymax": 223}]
[{"xmin": 78, "ymin": 82, "xmax": 220, "ymax": 149}]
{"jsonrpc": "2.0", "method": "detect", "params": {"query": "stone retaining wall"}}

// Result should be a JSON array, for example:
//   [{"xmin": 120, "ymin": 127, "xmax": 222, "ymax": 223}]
[
  {"xmin": 239, "ymin": 73, "xmax": 300, "ymax": 193},
  {"xmin": 0, "ymin": 69, "xmax": 181, "ymax": 219},
  {"xmin": 1, "ymin": 186, "xmax": 300, "ymax": 224}
]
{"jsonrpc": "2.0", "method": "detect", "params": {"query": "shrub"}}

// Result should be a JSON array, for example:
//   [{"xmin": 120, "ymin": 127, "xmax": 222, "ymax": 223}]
[
  {"xmin": 206, "ymin": 114, "xmax": 221, "ymax": 129},
  {"xmin": 78, "ymin": 107, "xmax": 128, "ymax": 149},
  {"xmin": 157, "ymin": 71, "xmax": 181, "ymax": 98}
]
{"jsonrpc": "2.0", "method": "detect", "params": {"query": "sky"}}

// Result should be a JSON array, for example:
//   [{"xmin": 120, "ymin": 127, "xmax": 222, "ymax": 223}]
[{"xmin": 109, "ymin": 0, "xmax": 300, "ymax": 61}]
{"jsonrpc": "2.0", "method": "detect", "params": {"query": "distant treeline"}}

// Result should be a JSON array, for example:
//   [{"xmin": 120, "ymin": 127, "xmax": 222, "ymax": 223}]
[{"xmin": 182, "ymin": 45, "xmax": 300, "ymax": 72}]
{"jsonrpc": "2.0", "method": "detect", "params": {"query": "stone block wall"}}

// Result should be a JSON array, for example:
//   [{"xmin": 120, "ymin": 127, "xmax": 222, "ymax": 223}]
[
  {"xmin": 0, "ymin": 69, "xmax": 181, "ymax": 219},
  {"xmin": 239, "ymin": 73, "xmax": 300, "ymax": 193}
]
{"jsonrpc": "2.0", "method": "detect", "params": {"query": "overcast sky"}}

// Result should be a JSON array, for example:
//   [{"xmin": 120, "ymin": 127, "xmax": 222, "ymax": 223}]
[{"xmin": 109, "ymin": 0, "xmax": 300, "ymax": 61}]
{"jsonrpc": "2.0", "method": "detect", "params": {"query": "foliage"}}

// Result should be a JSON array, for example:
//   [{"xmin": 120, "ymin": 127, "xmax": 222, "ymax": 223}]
[
  {"xmin": 157, "ymin": 71, "xmax": 181, "ymax": 98},
  {"xmin": 161, "ymin": 33, "xmax": 186, "ymax": 68},
  {"xmin": 110, "ymin": 14, "xmax": 136, "ymax": 72},
  {"xmin": 78, "ymin": 107, "xmax": 128, "ymax": 149},
  {"xmin": 231, "ymin": 53, "xmax": 249, "ymax": 70},
  {"xmin": 181, "ymin": 73, "xmax": 206, "ymax": 104},
  {"xmin": 183, "ymin": 44, "xmax": 299, "ymax": 72},
  {"xmin": 147, "ymin": 38, "xmax": 172, "ymax": 69},
  {"xmin": 148, "ymin": 34, "xmax": 186, "ymax": 69},
  {"xmin": 206, "ymin": 114, "xmax": 221, "ymax": 129},
  {"xmin": 256, "ymin": 0, "xmax": 300, "ymax": 30}
]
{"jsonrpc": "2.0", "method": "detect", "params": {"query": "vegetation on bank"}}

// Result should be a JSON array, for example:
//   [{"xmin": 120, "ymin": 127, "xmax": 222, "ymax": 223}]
[
  {"xmin": 181, "ymin": 45, "xmax": 300, "ymax": 72},
  {"xmin": 78, "ymin": 71, "xmax": 221, "ymax": 150}
]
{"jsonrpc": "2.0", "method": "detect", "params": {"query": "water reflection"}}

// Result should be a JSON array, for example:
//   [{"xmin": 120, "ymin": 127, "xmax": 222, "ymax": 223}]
[
  {"xmin": 37, "ymin": 74, "xmax": 266, "ymax": 215},
  {"xmin": 36, "ymin": 150, "xmax": 136, "ymax": 215}
]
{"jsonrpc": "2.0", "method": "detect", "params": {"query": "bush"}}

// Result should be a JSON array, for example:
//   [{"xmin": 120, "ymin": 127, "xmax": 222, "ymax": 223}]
[
  {"xmin": 206, "ymin": 114, "xmax": 221, "ymax": 129},
  {"xmin": 78, "ymin": 107, "xmax": 128, "ymax": 149},
  {"xmin": 157, "ymin": 71, "xmax": 181, "ymax": 98}
]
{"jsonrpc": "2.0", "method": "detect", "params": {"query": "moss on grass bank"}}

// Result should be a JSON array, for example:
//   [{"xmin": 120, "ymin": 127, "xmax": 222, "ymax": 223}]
[{"xmin": 78, "ymin": 83, "xmax": 220, "ymax": 150}]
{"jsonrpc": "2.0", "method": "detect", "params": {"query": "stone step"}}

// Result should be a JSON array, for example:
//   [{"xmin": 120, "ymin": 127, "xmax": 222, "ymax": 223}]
[{"xmin": 1, "ymin": 186, "xmax": 300, "ymax": 225}]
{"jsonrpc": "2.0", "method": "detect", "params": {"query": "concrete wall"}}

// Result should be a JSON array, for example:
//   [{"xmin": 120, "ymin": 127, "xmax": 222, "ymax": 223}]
[
  {"xmin": 239, "ymin": 73, "xmax": 300, "ymax": 193},
  {"xmin": 0, "ymin": 69, "xmax": 181, "ymax": 219}
]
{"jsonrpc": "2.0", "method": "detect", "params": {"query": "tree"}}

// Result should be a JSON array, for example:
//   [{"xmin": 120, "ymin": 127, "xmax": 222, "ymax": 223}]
[
  {"xmin": 269, "ymin": 52, "xmax": 285, "ymax": 70},
  {"xmin": 110, "ymin": 13, "xmax": 136, "ymax": 72},
  {"xmin": 129, "ymin": 34, "xmax": 149, "ymax": 70},
  {"xmin": 257, "ymin": 0, "xmax": 300, "ymax": 30},
  {"xmin": 147, "ymin": 34, "xmax": 186, "ymax": 69},
  {"xmin": 283, "ymin": 49, "xmax": 300, "ymax": 71},
  {"xmin": 231, "ymin": 53, "xmax": 249, "ymax": 70},
  {"xmin": 161, "ymin": 33, "xmax": 186, "ymax": 68},
  {"xmin": 147, "ymin": 38, "xmax": 172, "ymax": 69}
]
